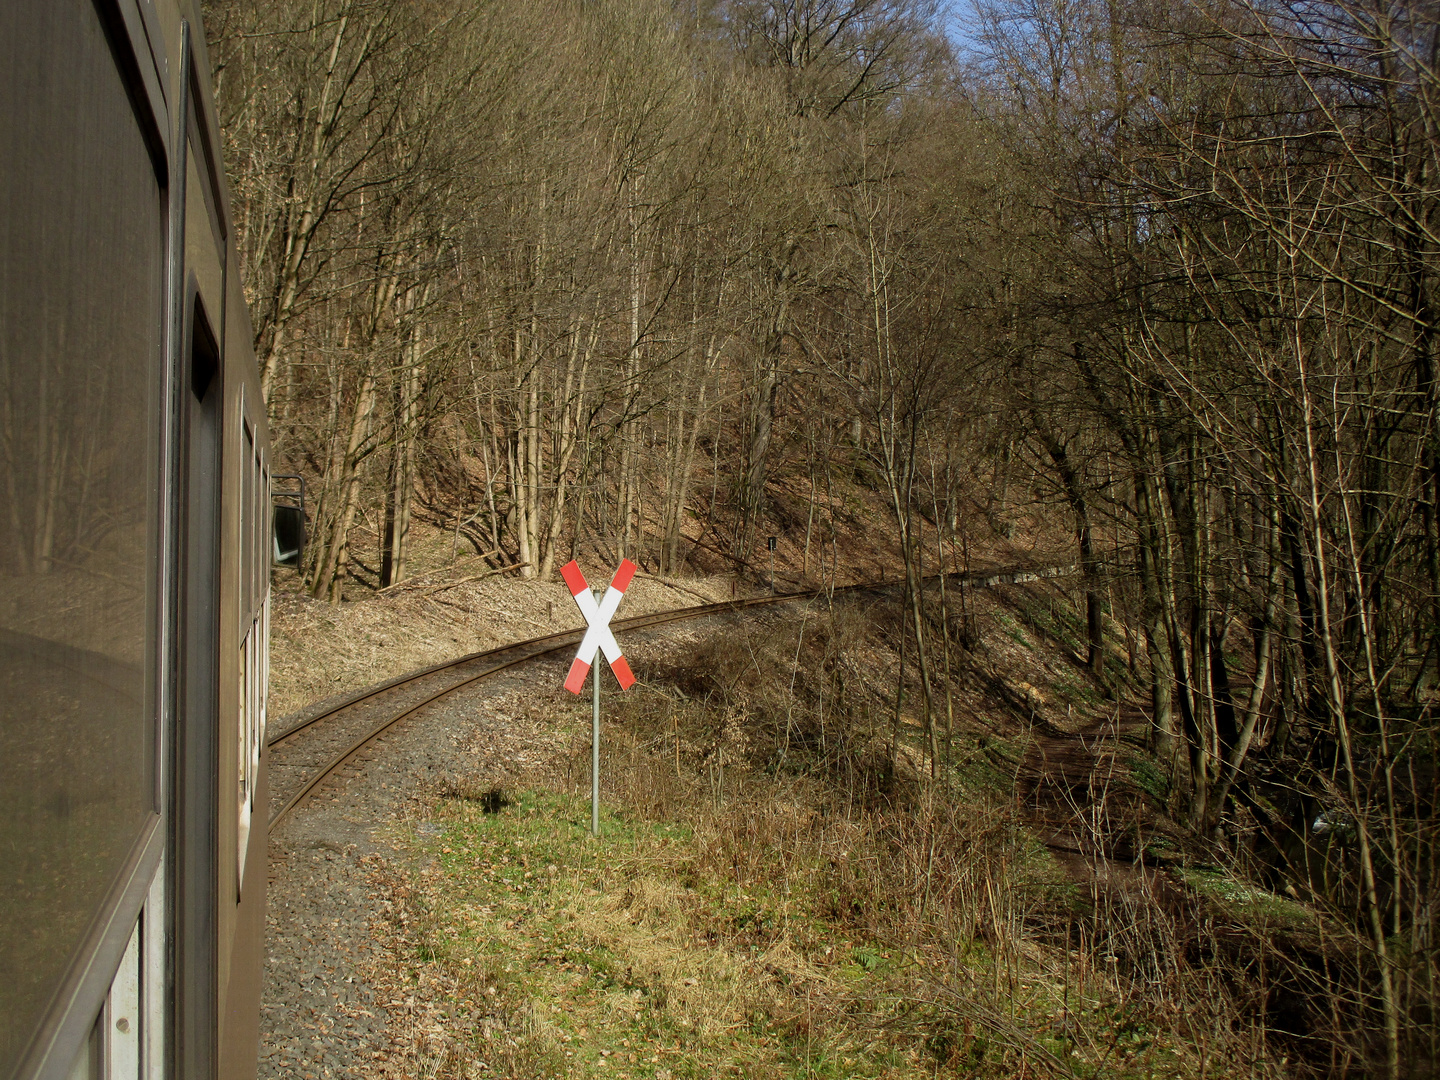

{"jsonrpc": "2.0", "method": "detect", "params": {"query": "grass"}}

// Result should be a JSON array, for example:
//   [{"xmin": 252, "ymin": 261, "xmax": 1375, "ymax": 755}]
[
  {"xmin": 403, "ymin": 789, "xmax": 923, "ymax": 1079},
  {"xmin": 379, "ymin": 602, "xmax": 1330, "ymax": 1080},
  {"xmin": 1124, "ymin": 755, "xmax": 1170, "ymax": 807},
  {"xmin": 1175, "ymin": 867, "xmax": 1316, "ymax": 929},
  {"xmin": 395, "ymin": 776, "xmax": 1281, "ymax": 1080},
  {"xmin": 996, "ymin": 611, "xmax": 1034, "ymax": 649}
]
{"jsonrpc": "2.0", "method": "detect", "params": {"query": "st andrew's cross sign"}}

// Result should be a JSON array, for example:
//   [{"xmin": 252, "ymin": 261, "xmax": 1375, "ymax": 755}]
[
  {"xmin": 559, "ymin": 558, "xmax": 638, "ymax": 836},
  {"xmin": 559, "ymin": 558, "xmax": 637, "ymax": 693}
]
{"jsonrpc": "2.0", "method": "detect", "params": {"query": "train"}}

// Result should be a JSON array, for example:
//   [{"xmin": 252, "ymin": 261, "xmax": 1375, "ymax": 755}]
[{"xmin": 1, "ymin": 2, "xmax": 279, "ymax": 1078}]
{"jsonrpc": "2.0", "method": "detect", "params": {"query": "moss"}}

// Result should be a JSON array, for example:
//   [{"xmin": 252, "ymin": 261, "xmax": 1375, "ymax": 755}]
[
  {"xmin": 1176, "ymin": 867, "xmax": 1316, "ymax": 928},
  {"xmin": 1124, "ymin": 753, "xmax": 1170, "ymax": 805}
]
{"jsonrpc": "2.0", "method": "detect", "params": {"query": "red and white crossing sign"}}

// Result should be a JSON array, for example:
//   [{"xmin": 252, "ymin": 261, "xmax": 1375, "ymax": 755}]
[{"xmin": 560, "ymin": 558, "xmax": 637, "ymax": 693}]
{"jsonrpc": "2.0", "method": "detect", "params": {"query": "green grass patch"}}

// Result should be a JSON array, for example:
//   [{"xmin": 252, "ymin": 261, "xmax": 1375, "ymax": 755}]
[
  {"xmin": 1124, "ymin": 754, "xmax": 1170, "ymax": 806},
  {"xmin": 392, "ymin": 779, "xmax": 1241, "ymax": 1079},
  {"xmin": 1176, "ymin": 866, "xmax": 1316, "ymax": 929},
  {"xmin": 405, "ymin": 790, "xmax": 922, "ymax": 1079}
]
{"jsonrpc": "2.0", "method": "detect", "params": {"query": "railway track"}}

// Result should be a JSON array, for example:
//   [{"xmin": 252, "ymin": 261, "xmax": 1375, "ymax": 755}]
[{"xmin": 266, "ymin": 563, "xmax": 1075, "ymax": 829}]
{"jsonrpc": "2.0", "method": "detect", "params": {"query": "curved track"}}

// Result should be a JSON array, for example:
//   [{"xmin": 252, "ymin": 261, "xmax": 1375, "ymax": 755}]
[{"xmin": 266, "ymin": 564, "xmax": 1074, "ymax": 828}]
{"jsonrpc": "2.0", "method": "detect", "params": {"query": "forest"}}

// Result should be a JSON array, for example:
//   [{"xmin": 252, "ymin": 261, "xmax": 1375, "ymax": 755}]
[{"xmin": 205, "ymin": 1, "xmax": 1436, "ymax": 1075}]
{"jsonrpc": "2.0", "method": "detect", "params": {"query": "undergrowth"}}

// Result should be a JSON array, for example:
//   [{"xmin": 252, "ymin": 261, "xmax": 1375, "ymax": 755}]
[{"xmin": 390, "ymin": 594, "xmax": 1358, "ymax": 1079}]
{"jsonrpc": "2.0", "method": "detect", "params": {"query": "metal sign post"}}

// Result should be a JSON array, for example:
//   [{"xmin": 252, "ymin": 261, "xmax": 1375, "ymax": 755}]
[
  {"xmin": 560, "ymin": 559, "xmax": 638, "ymax": 836},
  {"xmin": 592, "ymin": 653, "xmax": 601, "ymax": 836},
  {"xmin": 767, "ymin": 535, "xmax": 777, "ymax": 594}
]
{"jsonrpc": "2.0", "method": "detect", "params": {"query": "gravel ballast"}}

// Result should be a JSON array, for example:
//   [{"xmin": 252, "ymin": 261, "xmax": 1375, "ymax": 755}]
[{"xmin": 260, "ymin": 591, "xmax": 735, "ymax": 1079}]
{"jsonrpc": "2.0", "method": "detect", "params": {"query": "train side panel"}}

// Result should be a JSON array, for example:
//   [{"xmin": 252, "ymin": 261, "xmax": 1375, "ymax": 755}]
[
  {"xmin": 216, "ymin": 198, "xmax": 269, "ymax": 1080},
  {"xmin": 0, "ymin": 1, "xmax": 271, "ymax": 1078}
]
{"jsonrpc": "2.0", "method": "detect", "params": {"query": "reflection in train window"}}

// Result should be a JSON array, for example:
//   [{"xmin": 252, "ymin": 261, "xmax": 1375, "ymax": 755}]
[{"xmin": 0, "ymin": 1, "xmax": 164, "ymax": 1073}]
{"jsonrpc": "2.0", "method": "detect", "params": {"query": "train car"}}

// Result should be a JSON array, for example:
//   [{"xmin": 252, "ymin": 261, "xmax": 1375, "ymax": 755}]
[{"xmin": 1, "ymin": 2, "xmax": 272, "ymax": 1078}]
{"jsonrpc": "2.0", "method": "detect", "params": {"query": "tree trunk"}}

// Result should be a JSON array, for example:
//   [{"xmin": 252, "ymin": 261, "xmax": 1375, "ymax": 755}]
[
  {"xmin": 309, "ymin": 370, "xmax": 378, "ymax": 602},
  {"xmin": 380, "ymin": 291, "xmax": 427, "ymax": 587},
  {"xmin": 738, "ymin": 284, "xmax": 790, "ymax": 559},
  {"xmin": 1135, "ymin": 468, "xmax": 1177, "ymax": 762},
  {"xmin": 1040, "ymin": 428, "xmax": 1106, "ymax": 684}
]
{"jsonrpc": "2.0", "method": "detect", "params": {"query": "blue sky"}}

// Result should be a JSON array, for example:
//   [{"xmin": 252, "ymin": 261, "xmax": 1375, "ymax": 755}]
[{"xmin": 938, "ymin": 0, "xmax": 985, "ymax": 59}]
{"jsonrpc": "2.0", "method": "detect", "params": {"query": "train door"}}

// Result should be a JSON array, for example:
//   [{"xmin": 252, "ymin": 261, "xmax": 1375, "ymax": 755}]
[{"xmin": 175, "ymin": 294, "xmax": 222, "ymax": 1080}]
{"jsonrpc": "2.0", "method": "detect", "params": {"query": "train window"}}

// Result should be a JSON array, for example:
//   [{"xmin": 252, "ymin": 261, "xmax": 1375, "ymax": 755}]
[
  {"xmin": 242, "ymin": 422, "xmax": 255, "ymax": 613},
  {"xmin": 260, "ymin": 465, "xmax": 271, "ymax": 600},
  {"xmin": 238, "ymin": 631, "xmax": 251, "ymax": 888},
  {"xmin": 236, "ymin": 420, "xmax": 266, "ymax": 891},
  {"xmin": 273, "ymin": 505, "xmax": 306, "ymax": 567},
  {"xmin": 272, "ymin": 474, "xmax": 307, "ymax": 569},
  {"xmin": 0, "ymin": 0, "xmax": 165, "ymax": 1074},
  {"xmin": 192, "ymin": 296, "xmax": 218, "ymax": 402},
  {"xmin": 253, "ymin": 455, "xmax": 264, "ymax": 611}
]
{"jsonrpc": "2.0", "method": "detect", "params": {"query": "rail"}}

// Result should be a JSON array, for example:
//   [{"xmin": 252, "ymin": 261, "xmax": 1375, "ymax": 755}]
[{"xmin": 266, "ymin": 563, "xmax": 1075, "ymax": 828}]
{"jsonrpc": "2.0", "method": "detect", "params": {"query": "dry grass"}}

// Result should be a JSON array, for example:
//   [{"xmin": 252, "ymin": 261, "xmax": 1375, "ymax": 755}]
[
  {"xmin": 386, "ymin": 775, "xmax": 1289, "ymax": 1079},
  {"xmin": 363, "ymin": 598, "xmax": 1341, "ymax": 1079},
  {"xmin": 265, "ymin": 508, "xmax": 1076, "ymax": 725},
  {"xmin": 267, "ymin": 556, "xmax": 740, "ymax": 721},
  {"xmin": 289, "ymin": 547, "xmax": 1395, "ymax": 1080}
]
